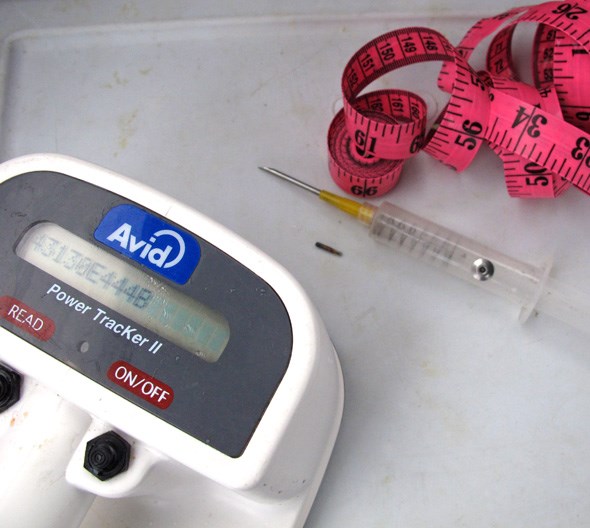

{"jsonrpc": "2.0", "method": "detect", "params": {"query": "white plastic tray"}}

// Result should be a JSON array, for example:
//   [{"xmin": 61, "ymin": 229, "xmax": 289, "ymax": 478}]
[{"xmin": 2, "ymin": 13, "xmax": 590, "ymax": 528}]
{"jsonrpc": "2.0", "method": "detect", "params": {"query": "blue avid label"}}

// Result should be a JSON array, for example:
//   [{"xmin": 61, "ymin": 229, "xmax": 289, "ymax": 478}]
[{"xmin": 94, "ymin": 204, "xmax": 200, "ymax": 284}]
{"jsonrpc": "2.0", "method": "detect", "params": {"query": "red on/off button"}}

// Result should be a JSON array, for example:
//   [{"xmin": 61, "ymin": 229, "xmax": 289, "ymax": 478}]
[
  {"xmin": 108, "ymin": 360, "xmax": 175, "ymax": 410},
  {"xmin": 0, "ymin": 296, "xmax": 55, "ymax": 341}
]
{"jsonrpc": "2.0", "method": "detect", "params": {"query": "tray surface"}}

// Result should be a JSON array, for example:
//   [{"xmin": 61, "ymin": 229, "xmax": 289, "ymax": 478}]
[{"xmin": 2, "ymin": 12, "xmax": 590, "ymax": 528}]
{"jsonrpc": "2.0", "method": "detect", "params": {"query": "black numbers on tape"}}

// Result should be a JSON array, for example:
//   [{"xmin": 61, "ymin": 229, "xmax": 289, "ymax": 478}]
[
  {"xmin": 400, "ymin": 35, "xmax": 417, "ymax": 54},
  {"xmin": 424, "ymin": 37, "xmax": 438, "ymax": 52},
  {"xmin": 354, "ymin": 130, "xmax": 377, "ymax": 158},
  {"xmin": 512, "ymin": 107, "xmax": 548, "ymax": 138},
  {"xmin": 524, "ymin": 162, "xmax": 550, "ymax": 187},
  {"xmin": 351, "ymin": 185, "xmax": 378, "ymax": 197},
  {"xmin": 572, "ymin": 136, "xmax": 590, "ymax": 168},
  {"xmin": 462, "ymin": 120, "xmax": 483, "ymax": 135},
  {"xmin": 359, "ymin": 53, "xmax": 376, "ymax": 74},
  {"xmin": 347, "ymin": 70, "xmax": 359, "ymax": 90},
  {"xmin": 454, "ymin": 135, "xmax": 477, "ymax": 150},
  {"xmin": 454, "ymin": 120, "xmax": 483, "ymax": 150},
  {"xmin": 552, "ymin": 3, "xmax": 588, "ymax": 21},
  {"xmin": 329, "ymin": 3, "xmax": 590, "ymax": 198},
  {"xmin": 494, "ymin": 58, "xmax": 505, "ymax": 75},
  {"xmin": 378, "ymin": 41, "xmax": 395, "ymax": 62}
]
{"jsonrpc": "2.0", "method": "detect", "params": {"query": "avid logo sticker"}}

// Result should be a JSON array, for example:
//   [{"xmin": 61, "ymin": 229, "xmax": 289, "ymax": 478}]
[{"xmin": 94, "ymin": 204, "xmax": 200, "ymax": 284}]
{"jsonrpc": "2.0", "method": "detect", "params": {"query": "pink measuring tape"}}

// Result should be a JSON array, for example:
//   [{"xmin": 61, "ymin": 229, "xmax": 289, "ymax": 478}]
[{"xmin": 327, "ymin": 1, "xmax": 590, "ymax": 198}]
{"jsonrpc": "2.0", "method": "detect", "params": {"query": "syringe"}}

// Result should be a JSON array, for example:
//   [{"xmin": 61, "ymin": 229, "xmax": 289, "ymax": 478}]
[{"xmin": 260, "ymin": 166, "xmax": 590, "ymax": 332}]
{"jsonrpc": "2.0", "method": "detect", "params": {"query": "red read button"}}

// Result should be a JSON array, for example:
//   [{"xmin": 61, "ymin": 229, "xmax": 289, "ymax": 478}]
[
  {"xmin": 0, "ymin": 296, "xmax": 55, "ymax": 341},
  {"xmin": 108, "ymin": 360, "xmax": 175, "ymax": 410}
]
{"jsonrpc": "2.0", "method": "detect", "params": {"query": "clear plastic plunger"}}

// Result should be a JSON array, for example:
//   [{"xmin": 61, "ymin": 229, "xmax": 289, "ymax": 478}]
[{"xmin": 260, "ymin": 167, "xmax": 590, "ymax": 333}]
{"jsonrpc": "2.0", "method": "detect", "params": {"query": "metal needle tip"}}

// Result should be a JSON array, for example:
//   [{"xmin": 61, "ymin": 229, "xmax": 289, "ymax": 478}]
[{"xmin": 258, "ymin": 166, "xmax": 321, "ymax": 196}]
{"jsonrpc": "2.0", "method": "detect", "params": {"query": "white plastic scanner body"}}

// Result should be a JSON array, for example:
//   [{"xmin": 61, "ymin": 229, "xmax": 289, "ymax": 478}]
[{"xmin": 0, "ymin": 153, "xmax": 344, "ymax": 528}]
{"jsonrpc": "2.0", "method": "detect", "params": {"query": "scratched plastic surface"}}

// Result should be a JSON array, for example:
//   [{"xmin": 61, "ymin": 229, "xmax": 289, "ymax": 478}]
[{"xmin": 2, "ymin": 10, "xmax": 590, "ymax": 528}]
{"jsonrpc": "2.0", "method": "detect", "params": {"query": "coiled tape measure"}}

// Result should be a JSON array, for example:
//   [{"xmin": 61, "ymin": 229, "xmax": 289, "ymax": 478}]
[
  {"xmin": 0, "ymin": 154, "xmax": 343, "ymax": 528},
  {"xmin": 328, "ymin": 1, "xmax": 590, "ymax": 198}
]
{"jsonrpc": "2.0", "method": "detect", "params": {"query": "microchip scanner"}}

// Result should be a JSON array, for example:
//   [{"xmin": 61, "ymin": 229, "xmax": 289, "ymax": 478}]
[{"xmin": 0, "ymin": 154, "xmax": 343, "ymax": 528}]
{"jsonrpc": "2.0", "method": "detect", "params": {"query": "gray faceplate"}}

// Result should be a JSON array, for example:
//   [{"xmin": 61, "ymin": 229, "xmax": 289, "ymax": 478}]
[{"xmin": 0, "ymin": 171, "xmax": 292, "ymax": 458}]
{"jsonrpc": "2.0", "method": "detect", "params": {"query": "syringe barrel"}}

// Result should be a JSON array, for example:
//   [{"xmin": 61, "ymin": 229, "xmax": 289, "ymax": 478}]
[
  {"xmin": 533, "ymin": 276, "xmax": 590, "ymax": 333},
  {"xmin": 369, "ymin": 201, "xmax": 550, "ymax": 319}
]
